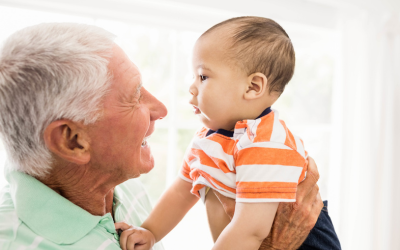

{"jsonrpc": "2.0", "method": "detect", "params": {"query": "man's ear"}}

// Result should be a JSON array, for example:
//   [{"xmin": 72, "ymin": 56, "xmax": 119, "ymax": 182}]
[
  {"xmin": 43, "ymin": 120, "xmax": 90, "ymax": 165},
  {"xmin": 244, "ymin": 73, "xmax": 268, "ymax": 100}
]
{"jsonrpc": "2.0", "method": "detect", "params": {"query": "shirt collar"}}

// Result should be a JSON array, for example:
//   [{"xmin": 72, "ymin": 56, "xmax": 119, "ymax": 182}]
[
  {"xmin": 206, "ymin": 107, "xmax": 272, "ymax": 138},
  {"xmin": 256, "ymin": 107, "xmax": 272, "ymax": 119},
  {"xmin": 6, "ymin": 165, "xmax": 102, "ymax": 244},
  {"xmin": 206, "ymin": 128, "xmax": 234, "ymax": 138}
]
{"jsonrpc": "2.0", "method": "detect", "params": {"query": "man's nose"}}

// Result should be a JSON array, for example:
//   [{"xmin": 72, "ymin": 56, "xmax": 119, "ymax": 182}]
[
  {"xmin": 143, "ymin": 88, "xmax": 168, "ymax": 120},
  {"xmin": 150, "ymin": 98, "xmax": 167, "ymax": 121}
]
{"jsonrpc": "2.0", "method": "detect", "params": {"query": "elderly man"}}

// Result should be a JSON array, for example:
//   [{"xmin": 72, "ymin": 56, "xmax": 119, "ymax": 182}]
[{"xmin": 0, "ymin": 23, "xmax": 323, "ymax": 250}]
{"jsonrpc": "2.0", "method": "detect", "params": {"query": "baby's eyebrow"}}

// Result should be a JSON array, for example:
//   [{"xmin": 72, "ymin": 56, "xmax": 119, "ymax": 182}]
[{"xmin": 197, "ymin": 64, "xmax": 213, "ymax": 72}]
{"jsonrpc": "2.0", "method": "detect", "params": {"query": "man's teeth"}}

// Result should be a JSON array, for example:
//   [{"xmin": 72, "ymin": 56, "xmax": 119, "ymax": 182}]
[{"xmin": 142, "ymin": 136, "xmax": 150, "ymax": 146}]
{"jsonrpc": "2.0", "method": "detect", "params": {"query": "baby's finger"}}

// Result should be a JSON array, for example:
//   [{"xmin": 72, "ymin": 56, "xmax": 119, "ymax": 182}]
[
  {"xmin": 134, "ymin": 243, "xmax": 152, "ymax": 250},
  {"xmin": 120, "ymin": 229, "xmax": 135, "ymax": 250},
  {"xmin": 127, "ymin": 232, "xmax": 147, "ymax": 250},
  {"xmin": 115, "ymin": 222, "xmax": 132, "ymax": 231}
]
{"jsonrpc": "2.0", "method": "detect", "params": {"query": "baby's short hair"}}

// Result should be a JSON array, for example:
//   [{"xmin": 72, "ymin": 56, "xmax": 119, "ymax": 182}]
[{"xmin": 202, "ymin": 16, "xmax": 295, "ymax": 93}]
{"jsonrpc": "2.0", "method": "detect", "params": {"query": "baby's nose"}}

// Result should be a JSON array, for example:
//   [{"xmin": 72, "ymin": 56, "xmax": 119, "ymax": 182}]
[{"xmin": 189, "ymin": 83, "xmax": 197, "ymax": 96}]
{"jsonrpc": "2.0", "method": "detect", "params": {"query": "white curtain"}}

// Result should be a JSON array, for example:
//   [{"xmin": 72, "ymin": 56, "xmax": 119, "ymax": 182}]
[{"xmin": 328, "ymin": 7, "xmax": 400, "ymax": 249}]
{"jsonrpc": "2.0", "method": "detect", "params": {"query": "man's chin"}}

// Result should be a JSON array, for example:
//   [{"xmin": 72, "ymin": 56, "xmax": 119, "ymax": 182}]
[{"xmin": 139, "ymin": 154, "xmax": 155, "ymax": 175}]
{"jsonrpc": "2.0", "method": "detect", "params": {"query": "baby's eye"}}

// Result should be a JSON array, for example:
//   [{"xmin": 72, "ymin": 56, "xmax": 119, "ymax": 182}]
[{"xmin": 200, "ymin": 75, "xmax": 208, "ymax": 82}]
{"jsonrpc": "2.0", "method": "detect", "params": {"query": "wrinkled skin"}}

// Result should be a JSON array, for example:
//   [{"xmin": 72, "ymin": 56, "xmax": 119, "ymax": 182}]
[{"xmin": 214, "ymin": 157, "xmax": 323, "ymax": 250}]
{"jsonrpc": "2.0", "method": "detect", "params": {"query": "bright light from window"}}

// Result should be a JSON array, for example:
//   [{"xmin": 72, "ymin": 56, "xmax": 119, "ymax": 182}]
[{"xmin": 0, "ymin": 4, "xmax": 337, "ymax": 250}]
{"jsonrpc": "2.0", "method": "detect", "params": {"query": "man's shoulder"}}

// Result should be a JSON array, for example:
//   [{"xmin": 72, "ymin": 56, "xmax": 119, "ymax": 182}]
[
  {"xmin": 0, "ymin": 185, "xmax": 22, "ymax": 249},
  {"xmin": 0, "ymin": 185, "xmax": 13, "ymax": 210},
  {"xmin": 0, "ymin": 185, "xmax": 18, "ymax": 221}
]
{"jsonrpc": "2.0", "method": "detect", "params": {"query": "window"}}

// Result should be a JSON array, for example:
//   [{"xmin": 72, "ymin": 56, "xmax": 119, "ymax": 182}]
[{"xmin": 0, "ymin": 4, "xmax": 337, "ymax": 250}]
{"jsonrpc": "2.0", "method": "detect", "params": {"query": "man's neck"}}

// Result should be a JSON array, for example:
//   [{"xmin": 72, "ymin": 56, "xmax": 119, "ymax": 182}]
[{"xmin": 38, "ymin": 163, "xmax": 122, "ymax": 217}]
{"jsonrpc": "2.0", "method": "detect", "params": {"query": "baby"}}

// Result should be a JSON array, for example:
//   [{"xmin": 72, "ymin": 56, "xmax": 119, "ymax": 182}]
[{"xmin": 117, "ymin": 16, "xmax": 338, "ymax": 250}]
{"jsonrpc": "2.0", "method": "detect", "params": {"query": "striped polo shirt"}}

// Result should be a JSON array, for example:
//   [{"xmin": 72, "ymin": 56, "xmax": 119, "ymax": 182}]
[
  {"xmin": 0, "ymin": 164, "xmax": 164, "ymax": 250},
  {"xmin": 179, "ymin": 108, "xmax": 308, "ymax": 203}
]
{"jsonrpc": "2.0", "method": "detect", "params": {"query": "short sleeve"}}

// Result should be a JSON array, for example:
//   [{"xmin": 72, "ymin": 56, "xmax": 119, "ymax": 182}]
[
  {"xmin": 178, "ymin": 127, "xmax": 208, "ymax": 183},
  {"xmin": 179, "ymin": 159, "xmax": 193, "ymax": 183},
  {"xmin": 234, "ymin": 141, "xmax": 307, "ymax": 203}
]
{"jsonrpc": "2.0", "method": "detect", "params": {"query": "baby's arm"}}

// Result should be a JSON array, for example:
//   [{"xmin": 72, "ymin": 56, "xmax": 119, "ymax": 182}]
[
  {"xmin": 141, "ymin": 177, "xmax": 199, "ymax": 242},
  {"xmin": 212, "ymin": 202, "xmax": 279, "ymax": 250}
]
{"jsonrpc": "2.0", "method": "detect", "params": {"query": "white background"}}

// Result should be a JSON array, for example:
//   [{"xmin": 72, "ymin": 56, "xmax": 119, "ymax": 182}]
[{"xmin": 0, "ymin": 0, "xmax": 399, "ymax": 249}]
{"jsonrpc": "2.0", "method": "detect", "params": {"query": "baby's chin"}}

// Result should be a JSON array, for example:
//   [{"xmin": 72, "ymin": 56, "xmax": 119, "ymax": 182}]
[
  {"xmin": 198, "ymin": 114, "xmax": 236, "ymax": 131},
  {"xmin": 198, "ymin": 117, "xmax": 215, "ymax": 130}
]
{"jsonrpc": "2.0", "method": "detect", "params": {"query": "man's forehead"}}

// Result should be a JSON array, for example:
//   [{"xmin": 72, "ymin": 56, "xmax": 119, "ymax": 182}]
[
  {"xmin": 108, "ymin": 44, "xmax": 143, "ymax": 102},
  {"xmin": 110, "ymin": 45, "xmax": 141, "ymax": 79},
  {"xmin": 118, "ymin": 62, "xmax": 141, "ymax": 80}
]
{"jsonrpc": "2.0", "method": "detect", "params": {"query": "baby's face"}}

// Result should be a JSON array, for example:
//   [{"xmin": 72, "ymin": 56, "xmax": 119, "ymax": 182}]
[{"xmin": 189, "ymin": 32, "xmax": 248, "ymax": 131}]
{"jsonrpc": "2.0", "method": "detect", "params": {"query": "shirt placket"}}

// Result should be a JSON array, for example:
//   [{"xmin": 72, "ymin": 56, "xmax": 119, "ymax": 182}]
[{"xmin": 98, "ymin": 213, "xmax": 120, "ymax": 246}]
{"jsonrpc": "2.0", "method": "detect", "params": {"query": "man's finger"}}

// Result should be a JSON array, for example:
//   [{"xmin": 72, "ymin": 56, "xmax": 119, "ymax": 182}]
[
  {"xmin": 297, "ymin": 157, "xmax": 320, "ymax": 201},
  {"xmin": 306, "ymin": 157, "xmax": 320, "ymax": 183},
  {"xmin": 307, "ymin": 192, "xmax": 323, "ymax": 230},
  {"xmin": 314, "ymin": 192, "xmax": 324, "ymax": 211},
  {"xmin": 302, "ymin": 183, "xmax": 319, "ymax": 205}
]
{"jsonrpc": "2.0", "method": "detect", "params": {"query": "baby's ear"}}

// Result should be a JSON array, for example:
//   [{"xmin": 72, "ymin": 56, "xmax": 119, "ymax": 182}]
[{"xmin": 244, "ymin": 73, "xmax": 268, "ymax": 100}]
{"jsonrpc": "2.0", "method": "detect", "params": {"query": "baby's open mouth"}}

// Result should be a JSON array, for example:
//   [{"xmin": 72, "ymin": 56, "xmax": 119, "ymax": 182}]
[{"xmin": 193, "ymin": 105, "xmax": 201, "ymax": 114}]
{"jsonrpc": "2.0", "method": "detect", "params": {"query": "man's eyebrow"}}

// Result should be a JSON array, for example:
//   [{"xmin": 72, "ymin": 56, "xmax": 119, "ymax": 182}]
[
  {"xmin": 127, "ymin": 81, "xmax": 142, "ymax": 102},
  {"xmin": 134, "ymin": 82, "xmax": 143, "ymax": 97},
  {"xmin": 197, "ymin": 64, "xmax": 213, "ymax": 72}
]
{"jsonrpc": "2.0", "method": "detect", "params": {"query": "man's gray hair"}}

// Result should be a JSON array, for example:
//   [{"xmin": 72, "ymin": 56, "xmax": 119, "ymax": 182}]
[{"xmin": 0, "ymin": 23, "xmax": 116, "ymax": 177}]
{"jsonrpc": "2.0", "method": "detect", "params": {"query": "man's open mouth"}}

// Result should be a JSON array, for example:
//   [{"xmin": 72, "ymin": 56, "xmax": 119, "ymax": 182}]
[{"xmin": 142, "ymin": 136, "xmax": 150, "ymax": 147}]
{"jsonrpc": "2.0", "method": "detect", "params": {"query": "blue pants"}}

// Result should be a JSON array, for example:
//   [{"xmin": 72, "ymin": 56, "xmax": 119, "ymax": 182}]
[{"xmin": 298, "ymin": 201, "xmax": 341, "ymax": 250}]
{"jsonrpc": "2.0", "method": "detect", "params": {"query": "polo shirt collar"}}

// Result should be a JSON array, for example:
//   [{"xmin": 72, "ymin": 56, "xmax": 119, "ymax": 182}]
[
  {"xmin": 256, "ymin": 107, "xmax": 272, "ymax": 119},
  {"xmin": 206, "ymin": 128, "xmax": 234, "ymax": 138},
  {"xmin": 206, "ymin": 107, "xmax": 273, "ymax": 138},
  {"xmin": 6, "ymin": 166, "xmax": 102, "ymax": 245}
]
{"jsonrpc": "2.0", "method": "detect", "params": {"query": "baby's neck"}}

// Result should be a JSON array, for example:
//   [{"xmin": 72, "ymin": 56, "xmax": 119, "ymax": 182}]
[
  {"xmin": 237, "ymin": 106, "xmax": 271, "ymax": 122},
  {"xmin": 214, "ymin": 106, "xmax": 272, "ymax": 132}
]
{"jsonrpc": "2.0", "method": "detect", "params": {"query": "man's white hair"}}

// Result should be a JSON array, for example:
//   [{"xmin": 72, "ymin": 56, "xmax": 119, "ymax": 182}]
[{"xmin": 0, "ymin": 23, "xmax": 116, "ymax": 178}]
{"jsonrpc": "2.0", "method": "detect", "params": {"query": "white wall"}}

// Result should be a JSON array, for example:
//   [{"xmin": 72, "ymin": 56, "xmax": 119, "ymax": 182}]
[{"xmin": 0, "ymin": 0, "xmax": 399, "ymax": 249}]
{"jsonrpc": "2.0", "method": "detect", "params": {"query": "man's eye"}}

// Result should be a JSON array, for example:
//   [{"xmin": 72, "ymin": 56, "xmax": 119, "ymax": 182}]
[
  {"xmin": 136, "ymin": 91, "xmax": 142, "ymax": 102},
  {"xmin": 200, "ymin": 75, "xmax": 208, "ymax": 82}
]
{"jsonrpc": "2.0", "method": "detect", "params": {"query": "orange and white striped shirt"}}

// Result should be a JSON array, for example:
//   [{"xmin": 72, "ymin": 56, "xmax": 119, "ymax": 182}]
[{"xmin": 179, "ymin": 107, "xmax": 308, "ymax": 203}]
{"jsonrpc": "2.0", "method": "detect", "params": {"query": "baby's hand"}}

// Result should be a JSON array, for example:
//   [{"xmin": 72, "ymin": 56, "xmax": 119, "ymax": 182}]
[{"xmin": 115, "ymin": 222, "xmax": 155, "ymax": 250}]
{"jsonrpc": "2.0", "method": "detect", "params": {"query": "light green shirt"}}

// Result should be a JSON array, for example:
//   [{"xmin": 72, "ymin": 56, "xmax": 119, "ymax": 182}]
[{"xmin": 0, "ymin": 167, "xmax": 164, "ymax": 250}]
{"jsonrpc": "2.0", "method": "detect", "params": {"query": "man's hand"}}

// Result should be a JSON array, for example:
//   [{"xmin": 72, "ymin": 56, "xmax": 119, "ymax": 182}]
[
  {"xmin": 115, "ymin": 222, "xmax": 155, "ymax": 250},
  {"xmin": 214, "ymin": 157, "xmax": 323, "ymax": 250}
]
